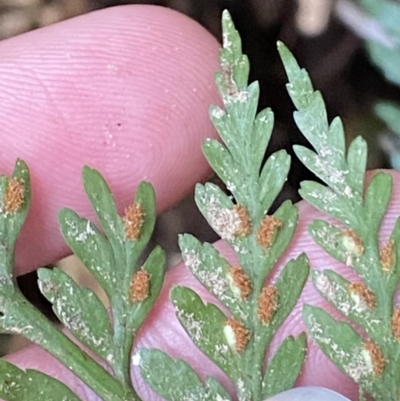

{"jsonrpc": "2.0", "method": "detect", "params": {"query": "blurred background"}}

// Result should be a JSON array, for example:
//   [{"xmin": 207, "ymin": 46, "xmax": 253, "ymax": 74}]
[{"xmin": 1, "ymin": 0, "xmax": 400, "ymax": 355}]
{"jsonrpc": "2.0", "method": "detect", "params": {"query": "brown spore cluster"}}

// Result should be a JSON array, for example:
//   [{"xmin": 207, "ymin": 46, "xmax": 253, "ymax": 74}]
[
  {"xmin": 4, "ymin": 178, "xmax": 24, "ymax": 213},
  {"xmin": 257, "ymin": 285, "xmax": 278, "ymax": 324},
  {"xmin": 130, "ymin": 268, "xmax": 150, "ymax": 303},
  {"xmin": 257, "ymin": 215, "xmax": 282, "ymax": 249},
  {"xmin": 349, "ymin": 282, "xmax": 376, "ymax": 309},
  {"xmin": 229, "ymin": 266, "xmax": 252, "ymax": 299},
  {"xmin": 123, "ymin": 202, "xmax": 145, "ymax": 240},
  {"xmin": 342, "ymin": 229, "xmax": 364, "ymax": 256},
  {"xmin": 380, "ymin": 239, "xmax": 394, "ymax": 272},
  {"xmin": 233, "ymin": 204, "xmax": 251, "ymax": 237},
  {"xmin": 226, "ymin": 317, "xmax": 249, "ymax": 352},
  {"xmin": 392, "ymin": 307, "xmax": 400, "ymax": 341},
  {"xmin": 364, "ymin": 340, "xmax": 385, "ymax": 377},
  {"xmin": 221, "ymin": 63, "xmax": 238, "ymax": 96}
]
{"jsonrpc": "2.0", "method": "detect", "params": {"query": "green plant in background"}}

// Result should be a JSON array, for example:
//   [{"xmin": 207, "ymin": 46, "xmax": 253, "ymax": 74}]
[
  {"xmin": 375, "ymin": 101, "xmax": 400, "ymax": 169},
  {"xmin": 358, "ymin": 0, "xmax": 400, "ymax": 87},
  {"xmin": 0, "ymin": 9, "xmax": 400, "ymax": 401},
  {"xmin": 353, "ymin": 0, "xmax": 400, "ymax": 170}
]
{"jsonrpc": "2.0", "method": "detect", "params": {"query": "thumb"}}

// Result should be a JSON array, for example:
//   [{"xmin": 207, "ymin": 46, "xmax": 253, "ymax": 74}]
[{"xmin": 0, "ymin": 4, "xmax": 220, "ymax": 275}]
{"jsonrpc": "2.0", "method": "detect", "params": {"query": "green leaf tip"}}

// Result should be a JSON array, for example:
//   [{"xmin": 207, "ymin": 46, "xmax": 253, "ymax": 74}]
[
  {"xmin": 262, "ymin": 333, "xmax": 306, "ymax": 399},
  {"xmin": 375, "ymin": 101, "xmax": 400, "ymax": 169},
  {"xmin": 139, "ymin": 348, "xmax": 231, "ymax": 401},
  {"xmin": 56, "ymin": 166, "xmax": 164, "ymax": 393},
  {"xmin": 80, "ymin": 165, "xmax": 156, "ymax": 245},
  {"xmin": 171, "ymin": 285, "xmax": 237, "ymax": 376},
  {"xmin": 0, "ymin": 359, "xmax": 81, "ymax": 401},
  {"xmin": 37, "ymin": 267, "xmax": 114, "ymax": 362}
]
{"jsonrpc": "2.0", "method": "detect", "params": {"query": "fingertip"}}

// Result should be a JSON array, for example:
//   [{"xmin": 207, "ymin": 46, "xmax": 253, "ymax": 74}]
[{"xmin": 0, "ymin": 5, "xmax": 222, "ymax": 273}]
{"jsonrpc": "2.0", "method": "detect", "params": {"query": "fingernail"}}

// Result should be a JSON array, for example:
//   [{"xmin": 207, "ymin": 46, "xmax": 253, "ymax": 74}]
[{"xmin": 265, "ymin": 386, "xmax": 351, "ymax": 401}]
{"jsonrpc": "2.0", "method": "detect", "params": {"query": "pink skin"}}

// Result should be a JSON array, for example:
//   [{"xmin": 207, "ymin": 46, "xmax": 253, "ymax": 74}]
[
  {"xmin": 1, "ymin": 5, "xmax": 398, "ymax": 401},
  {"xmin": 0, "ymin": 4, "xmax": 220, "ymax": 275}
]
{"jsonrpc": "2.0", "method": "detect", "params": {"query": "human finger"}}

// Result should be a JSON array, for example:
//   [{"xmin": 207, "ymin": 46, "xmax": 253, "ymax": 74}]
[{"xmin": 0, "ymin": 4, "xmax": 220, "ymax": 275}]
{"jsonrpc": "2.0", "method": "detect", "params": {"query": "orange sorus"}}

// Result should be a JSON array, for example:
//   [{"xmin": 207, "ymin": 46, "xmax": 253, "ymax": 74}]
[
  {"xmin": 228, "ymin": 266, "xmax": 252, "ymax": 299},
  {"xmin": 380, "ymin": 239, "xmax": 395, "ymax": 273},
  {"xmin": 130, "ymin": 268, "xmax": 150, "ymax": 303},
  {"xmin": 123, "ymin": 203, "xmax": 145, "ymax": 240},
  {"xmin": 342, "ymin": 229, "xmax": 364, "ymax": 256},
  {"xmin": 4, "ymin": 178, "xmax": 24, "ymax": 213},
  {"xmin": 349, "ymin": 282, "xmax": 376, "ymax": 309},
  {"xmin": 224, "ymin": 317, "xmax": 250, "ymax": 352},
  {"xmin": 364, "ymin": 340, "xmax": 385, "ymax": 377},
  {"xmin": 392, "ymin": 307, "xmax": 400, "ymax": 341},
  {"xmin": 257, "ymin": 215, "xmax": 282, "ymax": 249},
  {"xmin": 257, "ymin": 285, "xmax": 278, "ymax": 324},
  {"xmin": 233, "ymin": 204, "xmax": 251, "ymax": 237}
]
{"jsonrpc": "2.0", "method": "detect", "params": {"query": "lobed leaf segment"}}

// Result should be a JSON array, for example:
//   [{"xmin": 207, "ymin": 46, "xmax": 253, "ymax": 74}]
[
  {"xmin": 0, "ymin": 161, "xmax": 165, "ymax": 401},
  {"xmin": 140, "ymin": 10, "xmax": 309, "ymax": 401},
  {"xmin": 278, "ymin": 38, "xmax": 400, "ymax": 400}
]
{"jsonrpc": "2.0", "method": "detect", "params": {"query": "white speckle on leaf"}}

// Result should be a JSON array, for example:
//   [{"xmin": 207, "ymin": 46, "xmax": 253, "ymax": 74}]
[
  {"xmin": 75, "ymin": 221, "xmax": 95, "ymax": 242},
  {"xmin": 198, "ymin": 267, "xmax": 227, "ymax": 300},
  {"xmin": 177, "ymin": 309, "xmax": 203, "ymax": 343},
  {"xmin": 344, "ymin": 185, "xmax": 353, "ymax": 198},
  {"xmin": 227, "ymin": 274, "xmax": 242, "ymax": 299},
  {"xmin": 182, "ymin": 250, "xmax": 201, "ymax": 271},
  {"xmin": 315, "ymin": 273, "xmax": 353, "ymax": 315},
  {"xmin": 315, "ymin": 273, "xmax": 336, "ymax": 300},
  {"xmin": 319, "ymin": 146, "xmax": 333, "ymax": 158},
  {"xmin": 349, "ymin": 293, "xmax": 369, "ymax": 313},
  {"xmin": 211, "ymin": 107, "xmax": 225, "ymax": 119},
  {"xmin": 226, "ymin": 181, "xmax": 236, "ymax": 192},
  {"xmin": 360, "ymin": 349, "xmax": 374, "ymax": 375},
  {"xmin": 223, "ymin": 324, "xmax": 236, "ymax": 351},
  {"xmin": 315, "ymin": 156, "xmax": 348, "ymax": 186},
  {"xmin": 216, "ymin": 395, "xmax": 230, "ymax": 401},
  {"xmin": 222, "ymin": 32, "xmax": 232, "ymax": 49},
  {"xmin": 206, "ymin": 197, "xmax": 241, "ymax": 241},
  {"xmin": 345, "ymin": 350, "xmax": 371, "ymax": 381},
  {"xmin": 215, "ymin": 343, "xmax": 229, "ymax": 356},
  {"xmin": 345, "ymin": 254, "xmax": 353, "ymax": 267},
  {"xmin": 132, "ymin": 353, "xmax": 141, "ymax": 366},
  {"xmin": 226, "ymin": 91, "xmax": 249, "ymax": 104},
  {"xmin": 237, "ymin": 379, "xmax": 251, "ymax": 401}
]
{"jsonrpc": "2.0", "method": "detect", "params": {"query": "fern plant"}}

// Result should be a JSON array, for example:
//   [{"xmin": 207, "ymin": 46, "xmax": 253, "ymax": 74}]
[
  {"xmin": 0, "ymin": 8, "xmax": 399, "ymax": 401},
  {"xmin": 0, "ymin": 161, "xmax": 165, "ymax": 401},
  {"xmin": 278, "ymin": 36, "xmax": 400, "ymax": 401},
  {"xmin": 139, "ymin": 11, "xmax": 309, "ymax": 401}
]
